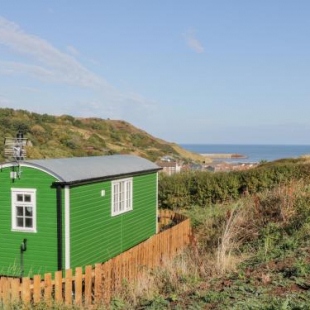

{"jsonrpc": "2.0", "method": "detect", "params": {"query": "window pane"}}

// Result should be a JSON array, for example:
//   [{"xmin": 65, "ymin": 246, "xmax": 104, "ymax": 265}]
[
  {"xmin": 120, "ymin": 188, "xmax": 124, "ymax": 211},
  {"xmin": 16, "ymin": 217, "xmax": 23, "ymax": 227},
  {"xmin": 17, "ymin": 194, "xmax": 23, "ymax": 202},
  {"xmin": 113, "ymin": 183, "xmax": 119, "ymax": 212},
  {"xmin": 126, "ymin": 181, "xmax": 132, "ymax": 210},
  {"xmin": 114, "ymin": 194, "xmax": 119, "ymax": 212},
  {"xmin": 25, "ymin": 207, "xmax": 33, "ymax": 216},
  {"xmin": 16, "ymin": 206, "xmax": 24, "ymax": 216},
  {"xmin": 25, "ymin": 218, "xmax": 33, "ymax": 228},
  {"xmin": 24, "ymin": 195, "xmax": 31, "ymax": 202}
]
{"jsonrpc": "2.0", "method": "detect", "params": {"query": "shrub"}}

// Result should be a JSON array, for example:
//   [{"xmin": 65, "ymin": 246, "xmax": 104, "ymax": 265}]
[{"xmin": 158, "ymin": 161, "xmax": 310, "ymax": 209}]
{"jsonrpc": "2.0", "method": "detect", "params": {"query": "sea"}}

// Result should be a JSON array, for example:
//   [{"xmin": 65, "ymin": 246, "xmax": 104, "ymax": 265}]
[{"xmin": 180, "ymin": 144, "xmax": 310, "ymax": 164}]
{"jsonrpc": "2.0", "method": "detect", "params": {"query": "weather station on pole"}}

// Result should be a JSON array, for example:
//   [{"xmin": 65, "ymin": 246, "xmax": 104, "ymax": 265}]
[{"xmin": 3, "ymin": 128, "xmax": 29, "ymax": 180}]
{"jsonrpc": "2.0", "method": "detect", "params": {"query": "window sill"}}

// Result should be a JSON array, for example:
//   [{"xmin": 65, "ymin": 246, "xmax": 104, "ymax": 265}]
[
  {"xmin": 12, "ymin": 228, "xmax": 37, "ymax": 233},
  {"xmin": 111, "ymin": 209, "xmax": 133, "ymax": 217}
]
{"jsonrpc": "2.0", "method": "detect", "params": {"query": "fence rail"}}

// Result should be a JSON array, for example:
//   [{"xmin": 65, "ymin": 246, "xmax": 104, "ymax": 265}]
[{"xmin": 0, "ymin": 210, "xmax": 191, "ymax": 307}]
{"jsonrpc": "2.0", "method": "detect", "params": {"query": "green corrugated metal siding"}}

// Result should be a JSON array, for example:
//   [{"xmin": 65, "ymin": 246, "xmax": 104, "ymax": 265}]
[
  {"xmin": 0, "ymin": 167, "xmax": 58, "ymax": 277},
  {"xmin": 69, "ymin": 173, "xmax": 157, "ymax": 268}
]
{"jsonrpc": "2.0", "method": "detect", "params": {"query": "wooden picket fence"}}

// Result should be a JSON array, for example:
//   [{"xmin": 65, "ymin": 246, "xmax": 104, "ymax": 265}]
[{"xmin": 0, "ymin": 210, "xmax": 192, "ymax": 307}]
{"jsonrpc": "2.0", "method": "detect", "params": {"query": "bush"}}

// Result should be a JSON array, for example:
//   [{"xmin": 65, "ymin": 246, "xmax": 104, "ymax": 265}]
[{"xmin": 158, "ymin": 162, "xmax": 310, "ymax": 209}]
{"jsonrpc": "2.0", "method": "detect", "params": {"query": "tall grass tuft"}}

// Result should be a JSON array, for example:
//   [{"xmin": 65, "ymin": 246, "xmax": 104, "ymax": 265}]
[{"xmin": 216, "ymin": 206, "xmax": 245, "ymax": 274}]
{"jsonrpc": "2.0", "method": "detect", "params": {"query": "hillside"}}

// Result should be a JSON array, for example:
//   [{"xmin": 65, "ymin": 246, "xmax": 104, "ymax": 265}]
[{"xmin": 0, "ymin": 108, "xmax": 205, "ymax": 163}]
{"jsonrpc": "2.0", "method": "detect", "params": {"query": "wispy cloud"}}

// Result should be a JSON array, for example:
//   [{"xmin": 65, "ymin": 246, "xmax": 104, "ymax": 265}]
[
  {"xmin": 66, "ymin": 45, "xmax": 79, "ymax": 57},
  {"xmin": 183, "ymin": 28, "xmax": 204, "ymax": 54},
  {"xmin": 0, "ymin": 16, "xmax": 156, "ymax": 120},
  {"xmin": 0, "ymin": 17, "xmax": 110, "ymax": 89}
]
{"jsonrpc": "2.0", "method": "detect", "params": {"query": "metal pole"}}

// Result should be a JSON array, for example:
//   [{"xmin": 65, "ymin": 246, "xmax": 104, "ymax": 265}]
[{"xmin": 20, "ymin": 239, "xmax": 27, "ymax": 278}]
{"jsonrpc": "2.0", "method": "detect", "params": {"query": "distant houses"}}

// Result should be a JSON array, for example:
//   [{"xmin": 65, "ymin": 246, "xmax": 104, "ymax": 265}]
[
  {"xmin": 156, "ymin": 157, "xmax": 182, "ymax": 175},
  {"xmin": 156, "ymin": 156, "xmax": 204, "ymax": 175},
  {"xmin": 157, "ymin": 155, "xmax": 257, "ymax": 175}
]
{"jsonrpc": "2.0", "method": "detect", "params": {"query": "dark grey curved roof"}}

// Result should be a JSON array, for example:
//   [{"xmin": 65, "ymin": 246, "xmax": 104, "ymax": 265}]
[{"xmin": 21, "ymin": 155, "xmax": 161, "ymax": 184}]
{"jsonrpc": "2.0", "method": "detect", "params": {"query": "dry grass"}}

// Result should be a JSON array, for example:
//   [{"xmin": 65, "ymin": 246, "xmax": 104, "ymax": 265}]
[
  {"xmin": 192, "ymin": 180, "xmax": 308, "ymax": 277},
  {"xmin": 216, "ymin": 207, "xmax": 248, "ymax": 274},
  {"xmin": 112, "ymin": 203, "xmax": 258, "ymax": 307}
]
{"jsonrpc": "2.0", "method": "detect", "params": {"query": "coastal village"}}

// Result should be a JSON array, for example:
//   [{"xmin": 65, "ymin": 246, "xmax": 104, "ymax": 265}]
[{"xmin": 156, "ymin": 153, "xmax": 258, "ymax": 175}]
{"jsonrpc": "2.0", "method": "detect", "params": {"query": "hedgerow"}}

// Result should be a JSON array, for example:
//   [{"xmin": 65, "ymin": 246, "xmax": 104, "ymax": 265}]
[{"xmin": 158, "ymin": 159, "xmax": 310, "ymax": 209}]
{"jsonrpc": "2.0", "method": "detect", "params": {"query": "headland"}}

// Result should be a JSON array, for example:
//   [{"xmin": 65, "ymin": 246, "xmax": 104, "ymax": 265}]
[{"xmin": 201, "ymin": 153, "xmax": 247, "ymax": 159}]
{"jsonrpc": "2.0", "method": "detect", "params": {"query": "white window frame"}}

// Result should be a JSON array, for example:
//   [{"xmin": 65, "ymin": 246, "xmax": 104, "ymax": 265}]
[
  {"xmin": 11, "ymin": 188, "xmax": 37, "ymax": 232},
  {"xmin": 111, "ymin": 178, "xmax": 133, "ymax": 216}
]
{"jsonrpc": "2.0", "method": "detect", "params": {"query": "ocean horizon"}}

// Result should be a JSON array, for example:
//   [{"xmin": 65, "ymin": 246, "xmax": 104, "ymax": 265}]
[{"xmin": 180, "ymin": 144, "xmax": 310, "ymax": 163}]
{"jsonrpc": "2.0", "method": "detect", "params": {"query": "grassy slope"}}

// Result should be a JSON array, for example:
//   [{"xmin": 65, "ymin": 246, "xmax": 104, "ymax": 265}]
[{"xmin": 0, "ymin": 108, "xmax": 205, "ymax": 163}]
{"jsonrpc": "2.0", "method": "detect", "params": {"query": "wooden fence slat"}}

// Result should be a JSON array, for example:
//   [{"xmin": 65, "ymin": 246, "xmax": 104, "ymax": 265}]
[
  {"xmin": 65, "ymin": 269, "xmax": 72, "ymax": 305},
  {"xmin": 94, "ymin": 263, "xmax": 102, "ymax": 303},
  {"xmin": 116, "ymin": 255, "xmax": 121, "ymax": 290},
  {"xmin": 44, "ymin": 273, "xmax": 52, "ymax": 305},
  {"xmin": 102, "ymin": 259, "xmax": 112, "ymax": 303},
  {"xmin": 22, "ymin": 277, "xmax": 31, "ymax": 304},
  {"xmin": 33, "ymin": 274, "xmax": 41, "ymax": 304},
  {"xmin": 121, "ymin": 256, "xmax": 125, "ymax": 286},
  {"xmin": 74, "ymin": 267, "xmax": 83, "ymax": 306},
  {"xmin": 10, "ymin": 278, "xmax": 20, "ymax": 303},
  {"xmin": 84, "ymin": 265, "xmax": 93, "ymax": 306},
  {"xmin": 0, "ymin": 277, "xmax": 4, "ymax": 301},
  {"xmin": 55, "ymin": 271, "xmax": 63, "ymax": 303},
  {"xmin": 2, "ymin": 277, "xmax": 9, "ymax": 305}
]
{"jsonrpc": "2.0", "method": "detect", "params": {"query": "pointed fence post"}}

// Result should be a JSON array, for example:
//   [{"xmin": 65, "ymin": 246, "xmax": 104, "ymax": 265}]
[
  {"xmin": 74, "ymin": 267, "xmax": 83, "ymax": 307},
  {"xmin": 33, "ymin": 274, "xmax": 41, "ymax": 304}
]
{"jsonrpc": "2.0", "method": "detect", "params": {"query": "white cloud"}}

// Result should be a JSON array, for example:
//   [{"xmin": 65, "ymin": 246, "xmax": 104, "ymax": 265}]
[
  {"xmin": 0, "ymin": 16, "xmax": 161, "ymax": 141},
  {"xmin": 0, "ymin": 17, "xmax": 110, "ymax": 89},
  {"xmin": 66, "ymin": 45, "xmax": 79, "ymax": 57},
  {"xmin": 183, "ymin": 28, "xmax": 204, "ymax": 54},
  {"xmin": 0, "ymin": 61, "xmax": 55, "ymax": 80}
]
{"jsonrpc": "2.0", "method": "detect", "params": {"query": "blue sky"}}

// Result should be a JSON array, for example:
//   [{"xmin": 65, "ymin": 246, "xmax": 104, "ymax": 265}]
[{"xmin": 0, "ymin": 1, "xmax": 309, "ymax": 144}]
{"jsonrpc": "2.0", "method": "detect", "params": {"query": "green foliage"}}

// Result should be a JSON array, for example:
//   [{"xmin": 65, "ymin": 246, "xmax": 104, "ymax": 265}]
[
  {"xmin": 110, "ymin": 297, "xmax": 126, "ymax": 309},
  {"xmin": 131, "ymin": 133, "xmax": 150, "ymax": 147},
  {"xmin": 158, "ymin": 162, "xmax": 310, "ymax": 209},
  {"xmin": 0, "ymin": 108, "xmax": 188, "ymax": 162},
  {"xmin": 87, "ymin": 134, "xmax": 106, "ymax": 148},
  {"xmin": 140, "ymin": 295, "xmax": 170, "ymax": 309},
  {"xmin": 185, "ymin": 205, "xmax": 228, "ymax": 251}
]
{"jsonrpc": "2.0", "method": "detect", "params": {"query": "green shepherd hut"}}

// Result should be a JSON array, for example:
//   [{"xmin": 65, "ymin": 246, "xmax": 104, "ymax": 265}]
[{"xmin": 0, "ymin": 155, "xmax": 161, "ymax": 277}]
